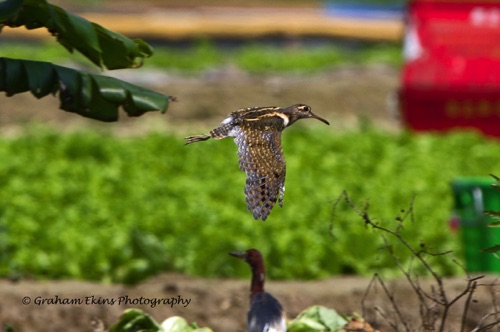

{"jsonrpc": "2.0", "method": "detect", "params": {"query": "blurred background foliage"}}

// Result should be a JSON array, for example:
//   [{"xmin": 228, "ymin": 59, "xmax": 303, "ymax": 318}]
[
  {"xmin": 0, "ymin": 40, "xmax": 402, "ymax": 73},
  {"xmin": 0, "ymin": 126, "xmax": 498, "ymax": 283}
]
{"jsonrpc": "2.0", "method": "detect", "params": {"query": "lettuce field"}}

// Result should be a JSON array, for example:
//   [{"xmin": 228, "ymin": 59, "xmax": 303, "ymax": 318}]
[{"xmin": 0, "ymin": 126, "xmax": 499, "ymax": 283}]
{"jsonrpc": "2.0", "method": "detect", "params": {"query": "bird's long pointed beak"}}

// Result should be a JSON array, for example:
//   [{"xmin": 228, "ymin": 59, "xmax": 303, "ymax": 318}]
[
  {"xmin": 229, "ymin": 251, "xmax": 247, "ymax": 259},
  {"xmin": 310, "ymin": 112, "xmax": 330, "ymax": 125}
]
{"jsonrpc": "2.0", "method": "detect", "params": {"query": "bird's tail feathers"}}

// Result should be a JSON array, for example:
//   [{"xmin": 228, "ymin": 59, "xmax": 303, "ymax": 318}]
[
  {"xmin": 184, "ymin": 134, "xmax": 211, "ymax": 145},
  {"xmin": 209, "ymin": 124, "xmax": 235, "ymax": 139}
]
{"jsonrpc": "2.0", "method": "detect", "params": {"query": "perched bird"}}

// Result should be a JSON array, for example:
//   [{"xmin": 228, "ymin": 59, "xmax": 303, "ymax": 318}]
[
  {"xmin": 185, "ymin": 104, "xmax": 329, "ymax": 221},
  {"xmin": 229, "ymin": 249, "xmax": 287, "ymax": 332}
]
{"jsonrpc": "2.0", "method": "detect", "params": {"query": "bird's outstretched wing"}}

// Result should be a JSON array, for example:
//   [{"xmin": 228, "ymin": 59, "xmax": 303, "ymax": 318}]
[{"xmin": 234, "ymin": 119, "xmax": 286, "ymax": 221}]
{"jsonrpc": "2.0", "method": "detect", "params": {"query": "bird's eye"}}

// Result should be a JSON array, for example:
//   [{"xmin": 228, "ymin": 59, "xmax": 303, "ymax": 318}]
[{"xmin": 300, "ymin": 105, "xmax": 311, "ymax": 112}]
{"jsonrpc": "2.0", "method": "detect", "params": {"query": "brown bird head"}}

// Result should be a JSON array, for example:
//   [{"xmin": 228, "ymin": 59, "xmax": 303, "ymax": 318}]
[
  {"xmin": 229, "ymin": 248, "xmax": 263, "ymax": 267},
  {"xmin": 283, "ymin": 104, "xmax": 330, "ymax": 127}
]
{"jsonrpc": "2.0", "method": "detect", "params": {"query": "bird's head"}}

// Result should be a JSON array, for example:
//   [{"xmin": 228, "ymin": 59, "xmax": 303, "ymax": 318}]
[
  {"xmin": 284, "ymin": 104, "xmax": 330, "ymax": 126},
  {"xmin": 229, "ymin": 248, "xmax": 263, "ymax": 266},
  {"xmin": 230, "ymin": 249, "xmax": 266, "ymax": 294}
]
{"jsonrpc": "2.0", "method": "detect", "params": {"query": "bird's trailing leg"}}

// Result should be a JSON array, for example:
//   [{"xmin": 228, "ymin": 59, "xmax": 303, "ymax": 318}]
[{"xmin": 184, "ymin": 134, "xmax": 211, "ymax": 145}]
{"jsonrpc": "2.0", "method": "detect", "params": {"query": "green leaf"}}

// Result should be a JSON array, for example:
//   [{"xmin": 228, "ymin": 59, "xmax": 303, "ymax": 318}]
[
  {"xmin": 288, "ymin": 318, "xmax": 329, "ymax": 332},
  {"xmin": 0, "ymin": 58, "xmax": 173, "ymax": 121},
  {"xmin": 108, "ymin": 309, "xmax": 162, "ymax": 332},
  {"xmin": 161, "ymin": 316, "xmax": 190, "ymax": 332},
  {"xmin": 23, "ymin": 60, "xmax": 57, "ymax": 98},
  {"xmin": 288, "ymin": 305, "xmax": 348, "ymax": 332},
  {"xmin": 0, "ymin": 0, "xmax": 153, "ymax": 69},
  {"xmin": 0, "ymin": 0, "xmax": 23, "ymax": 21},
  {"xmin": 160, "ymin": 317, "xmax": 214, "ymax": 332},
  {"xmin": 2, "ymin": 56, "xmax": 28, "ymax": 95}
]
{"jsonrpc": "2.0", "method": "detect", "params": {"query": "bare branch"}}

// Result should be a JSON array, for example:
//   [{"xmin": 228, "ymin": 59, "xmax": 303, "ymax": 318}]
[
  {"xmin": 470, "ymin": 311, "xmax": 500, "ymax": 331},
  {"xmin": 332, "ymin": 191, "xmax": 499, "ymax": 332},
  {"xmin": 460, "ymin": 279, "xmax": 478, "ymax": 332},
  {"xmin": 362, "ymin": 273, "xmax": 413, "ymax": 332}
]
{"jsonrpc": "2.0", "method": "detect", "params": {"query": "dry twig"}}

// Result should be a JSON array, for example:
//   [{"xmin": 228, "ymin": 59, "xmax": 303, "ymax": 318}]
[{"xmin": 332, "ymin": 191, "xmax": 500, "ymax": 332}]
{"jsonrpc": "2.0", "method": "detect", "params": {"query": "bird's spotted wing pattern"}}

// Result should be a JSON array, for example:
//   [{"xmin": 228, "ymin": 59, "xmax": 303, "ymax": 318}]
[{"xmin": 234, "ymin": 118, "xmax": 286, "ymax": 221}]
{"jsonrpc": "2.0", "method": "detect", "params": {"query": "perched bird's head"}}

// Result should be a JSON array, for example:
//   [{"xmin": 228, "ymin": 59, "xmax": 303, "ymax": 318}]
[
  {"xmin": 283, "ymin": 104, "xmax": 330, "ymax": 127},
  {"xmin": 229, "ymin": 248, "xmax": 263, "ymax": 266},
  {"xmin": 230, "ymin": 249, "xmax": 266, "ymax": 295}
]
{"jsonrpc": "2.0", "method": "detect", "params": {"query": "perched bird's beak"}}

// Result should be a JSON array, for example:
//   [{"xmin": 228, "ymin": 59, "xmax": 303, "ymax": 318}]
[
  {"xmin": 310, "ymin": 112, "xmax": 330, "ymax": 125},
  {"xmin": 229, "ymin": 251, "xmax": 247, "ymax": 260}
]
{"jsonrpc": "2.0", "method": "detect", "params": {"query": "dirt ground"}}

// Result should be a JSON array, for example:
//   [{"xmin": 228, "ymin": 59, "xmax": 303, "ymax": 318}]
[
  {"xmin": 0, "ymin": 65, "xmax": 402, "ymax": 136},
  {"xmin": 0, "ymin": 273, "xmax": 499, "ymax": 331},
  {"xmin": 0, "ymin": 66, "xmax": 499, "ymax": 331}
]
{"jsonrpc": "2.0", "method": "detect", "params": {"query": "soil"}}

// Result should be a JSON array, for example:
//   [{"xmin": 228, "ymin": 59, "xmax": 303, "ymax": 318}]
[
  {"xmin": 0, "ymin": 66, "xmax": 499, "ymax": 331},
  {"xmin": 1, "ymin": 274, "xmax": 499, "ymax": 331},
  {"xmin": 0, "ymin": 65, "xmax": 402, "ymax": 136}
]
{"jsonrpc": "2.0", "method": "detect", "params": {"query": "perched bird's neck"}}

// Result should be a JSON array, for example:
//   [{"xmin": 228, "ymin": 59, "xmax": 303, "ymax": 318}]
[{"xmin": 249, "ymin": 263, "xmax": 266, "ymax": 297}]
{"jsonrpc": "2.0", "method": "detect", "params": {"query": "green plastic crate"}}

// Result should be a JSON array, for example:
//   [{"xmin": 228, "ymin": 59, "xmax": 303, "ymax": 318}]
[{"xmin": 451, "ymin": 177, "xmax": 500, "ymax": 273}]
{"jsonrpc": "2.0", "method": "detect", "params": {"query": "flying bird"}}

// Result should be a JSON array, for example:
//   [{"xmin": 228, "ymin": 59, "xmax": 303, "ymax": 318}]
[
  {"xmin": 229, "ymin": 249, "xmax": 287, "ymax": 332},
  {"xmin": 185, "ymin": 104, "xmax": 329, "ymax": 221}
]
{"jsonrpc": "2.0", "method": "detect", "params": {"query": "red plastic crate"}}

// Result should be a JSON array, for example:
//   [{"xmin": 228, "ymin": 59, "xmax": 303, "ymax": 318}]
[{"xmin": 398, "ymin": 0, "xmax": 500, "ymax": 136}]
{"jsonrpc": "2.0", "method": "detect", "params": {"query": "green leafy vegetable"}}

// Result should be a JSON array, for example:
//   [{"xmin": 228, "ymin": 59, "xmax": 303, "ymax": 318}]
[
  {"xmin": 288, "ymin": 306, "xmax": 348, "ymax": 332},
  {"xmin": 161, "ymin": 317, "xmax": 213, "ymax": 332},
  {"xmin": 108, "ymin": 309, "xmax": 162, "ymax": 332},
  {"xmin": 0, "ymin": 128, "xmax": 499, "ymax": 282},
  {"xmin": 107, "ymin": 310, "xmax": 213, "ymax": 332}
]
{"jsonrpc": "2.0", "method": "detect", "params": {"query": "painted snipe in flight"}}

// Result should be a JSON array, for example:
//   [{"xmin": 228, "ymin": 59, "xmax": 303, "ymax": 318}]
[
  {"xmin": 230, "ymin": 249, "xmax": 287, "ymax": 332},
  {"xmin": 185, "ymin": 104, "xmax": 329, "ymax": 221}
]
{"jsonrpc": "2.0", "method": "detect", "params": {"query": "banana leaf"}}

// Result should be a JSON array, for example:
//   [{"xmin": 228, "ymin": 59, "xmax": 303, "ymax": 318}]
[
  {"xmin": 0, "ymin": 57, "xmax": 173, "ymax": 121},
  {"xmin": 0, "ymin": 0, "xmax": 153, "ymax": 69}
]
